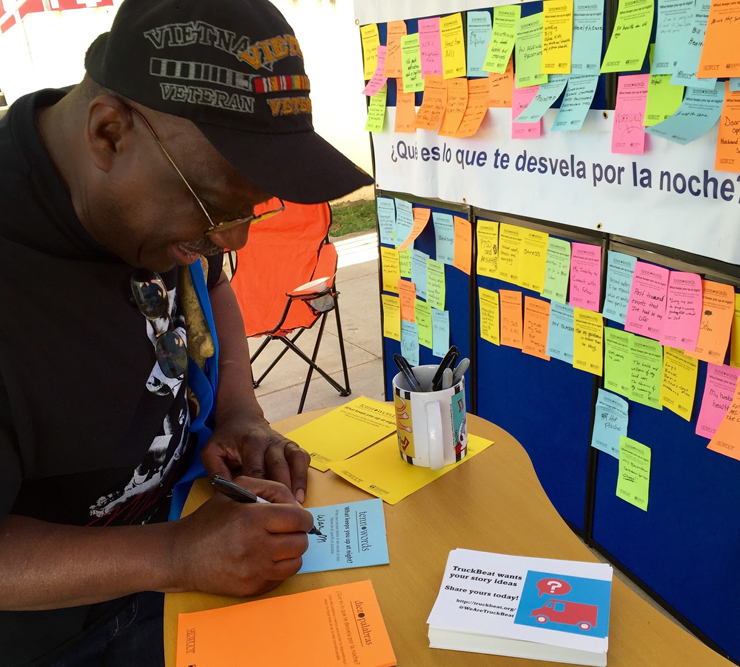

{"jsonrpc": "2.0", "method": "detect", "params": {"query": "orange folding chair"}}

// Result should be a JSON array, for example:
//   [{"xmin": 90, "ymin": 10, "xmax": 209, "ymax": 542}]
[{"xmin": 229, "ymin": 200, "xmax": 351, "ymax": 414}]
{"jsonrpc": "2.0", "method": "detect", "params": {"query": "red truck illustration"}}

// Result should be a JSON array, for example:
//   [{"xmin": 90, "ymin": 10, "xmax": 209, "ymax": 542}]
[{"xmin": 530, "ymin": 599, "xmax": 598, "ymax": 631}]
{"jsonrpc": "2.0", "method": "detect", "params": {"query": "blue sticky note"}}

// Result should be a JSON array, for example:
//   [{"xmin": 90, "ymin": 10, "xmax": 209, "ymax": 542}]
[
  {"xmin": 394, "ymin": 199, "xmax": 414, "ymax": 248},
  {"xmin": 546, "ymin": 302, "xmax": 574, "ymax": 364},
  {"xmin": 411, "ymin": 249, "xmax": 430, "ymax": 300},
  {"xmin": 602, "ymin": 251, "xmax": 637, "ymax": 324},
  {"xmin": 590, "ymin": 389, "xmax": 629, "ymax": 459},
  {"xmin": 670, "ymin": 0, "xmax": 717, "ymax": 90},
  {"xmin": 432, "ymin": 212, "xmax": 455, "ymax": 265},
  {"xmin": 431, "ymin": 308, "xmax": 450, "ymax": 358},
  {"xmin": 467, "ymin": 11, "xmax": 493, "ymax": 77},
  {"xmin": 401, "ymin": 320, "xmax": 420, "ymax": 367},
  {"xmin": 376, "ymin": 197, "xmax": 396, "ymax": 246},
  {"xmin": 645, "ymin": 81, "xmax": 724, "ymax": 144},
  {"xmin": 299, "ymin": 499, "xmax": 389, "ymax": 574},
  {"xmin": 731, "ymin": 78, "xmax": 740, "ymax": 92},
  {"xmin": 571, "ymin": 0, "xmax": 604, "ymax": 75},
  {"xmin": 514, "ymin": 75, "xmax": 569, "ymax": 123},
  {"xmin": 552, "ymin": 75, "xmax": 600, "ymax": 131},
  {"xmin": 652, "ymin": 0, "xmax": 694, "ymax": 75}
]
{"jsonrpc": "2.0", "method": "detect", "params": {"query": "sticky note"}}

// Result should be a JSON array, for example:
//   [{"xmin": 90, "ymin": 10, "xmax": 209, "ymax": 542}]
[
  {"xmin": 484, "ymin": 5, "xmax": 521, "ymax": 74},
  {"xmin": 612, "ymin": 74, "xmax": 650, "ymax": 154},
  {"xmin": 653, "ymin": 0, "xmax": 694, "ymax": 75},
  {"xmin": 426, "ymin": 258, "xmax": 446, "ymax": 311},
  {"xmin": 479, "ymin": 287, "xmax": 501, "ymax": 345},
  {"xmin": 569, "ymin": 242, "xmax": 602, "ymax": 312},
  {"xmin": 547, "ymin": 301, "xmax": 575, "ymax": 363},
  {"xmin": 410, "ymin": 249, "xmax": 430, "ymax": 300},
  {"xmin": 523, "ymin": 297, "xmax": 551, "ymax": 360},
  {"xmin": 455, "ymin": 78, "xmax": 490, "ymax": 138},
  {"xmin": 699, "ymin": 0, "xmax": 740, "ymax": 78},
  {"xmin": 512, "ymin": 80, "xmax": 543, "ymax": 138},
  {"xmin": 398, "ymin": 279, "xmax": 416, "ymax": 322},
  {"xmin": 519, "ymin": 229, "xmax": 550, "ymax": 292},
  {"xmin": 552, "ymin": 75, "xmax": 600, "ymax": 131},
  {"xmin": 605, "ymin": 327, "xmax": 633, "ymax": 398},
  {"xmin": 500, "ymin": 289, "xmax": 524, "ymax": 348},
  {"xmin": 659, "ymin": 271, "xmax": 703, "ymax": 350},
  {"xmin": 573, "ymin": 307, "xmax": 604, "ymax": 375},
  {"xmin": 438, "ymin": 79, "xmax": 469, "ymax": 137},
  {"xmin": 414, "ymin": 75, "xmax": 447, "ymax": 131},
  {"xmin": 708, "ymin": 380, "xmax": 740, "ymax": 461},
  {"xmin": 617, "ymin": 436, "xmax": 651, "ymax": 511},
  {"xmin": 488, "ymin": 56, "xmax": 515, "ymax": 107},
  {"xmin": 630, "ymin": 335, "xmax": 664, "ymax": 409},
  {"xmin": 381, "ymin": 294, "xmax": 401, "ymax": 341},
  {"xmin": 416, "ymin": 300, "xmax": 433, "ymax": 348},
  {"xmin": 624, "ymin": 261, "xmax": 670, "ymax": 340},
  {"xmin": 362, "ymin": 45, "xmax": 388, "ymax": 97},
  {"xmin": 467, "ymin": 11, "xmax": 493, "ymax": 77},
  {"xmin": 360, "ymin": 23, "xmax": 380, "ymax": 80},
  {"xmin": 644, "ymin": 75, "xmax": 684, "ymax": 126},
  {"xmin": 419, "ymin": 17, "xmax": 444, "ymax": 77},
  {"xmin": 732, "ymin": 78, "xmax": 740, "ymax": 92},
  {"xmin": 603, "ymin": 251, "xmax": 637, "ymax": 324},
  {"xmin": 399, "ymin": 248, "xmax": 412, "ymax": 278},
  {"xmin": 660, "ymin": 346, "xmax": 699, "ymax": 420},
  {"xmin": 364, "ymin": 83, "xmax": 387, "ymax": 133},
  {"xmin": 696, "ymin": 363, "xmax": 740, "ymax": 438},
  {"xmin": 394, "ymin": 199, "xmax": 413, "ymax": 248},
  {"xmin": 394, "ymin": 78, "xmax": 418, "ymax": 134},
  {"xmin": 731, "ymin": 294, "xmax": 740, "ymax": 368},
  {"xmin": 591, "ymin": 389, "xmax": 630, "ymax": 458},
  {"xmin": 397, "ymin": 206, "xmax": 430, "ymax": 252},
  {"xmin": 380, "ymin": 247, "xmax": 400, "ymax": 293},
  {"xmin": 515, "ymin": 13, "xmax": 549, "ymax": 88},
  {"xmin": 384, "ymin": 20, "xmax": 407, "ymax": 78},
  {"xmin": 431, "ymin": 308, "xmax": 450, "ymax": 358},
  {"xmin": 477, "ymin": 219, "xmax": 500, "ymax": 278},
  {"xmin": 715, "ymin": 82, "xmax": 740, "ymax": 173},
  {"xmin": 671, "ymin": 0, "xmax": 717, "ymax": 90},
  {"xmin": 432, "ymin": 212, "xmax": 455, "ymax": 265},
  {"xmin": 401, "ymin": 33, "xmax": 425, "ymax": 94},
  {"xmin": 542, "ymin": 0, "xmax": 574, "ymax": 74},
  {"xmin": 686, "ymin": 280, "xmax": 735, "ymax": 364},
  {"xmin": 453, "ymin": 216, "xmax": 472, "ymax": 275},
  {"xmin": 601, "ymin": 0, "xmax": 654, "ymax": 73},
  {"xmin": 401, "ymin": 320, "xmax": 420, "ymax": 367},
  {"xmin": 541, "ymin": 237, "xmax": 571, "ymax": 303},
  {"xmin": 440, "ymin": 13, "xmax": 466, "ymax": 79},
  {"xmin": 376, "ymin": 197, "xmax": 395, "ymax": 246},
  {"xmin": 645, "ymin": 81, "xmax": 725, "ymax": 144},
  {"xmin": 513, "ymin": 75, "xmax": 569, "ymax": 123},
  {"xmin": 498, "ymin": 223, "xmax": 524, "ymax": 285},
  {"xmin": 572, "ymin": 0, "xmax": 605, "ymax": 74}
]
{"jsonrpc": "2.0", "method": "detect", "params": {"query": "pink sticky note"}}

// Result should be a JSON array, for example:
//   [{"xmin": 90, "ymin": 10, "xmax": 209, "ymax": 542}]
[
  {"xmin": 362, "ymin": 45, "xmax": 388, "ymax": 96},
  {"xmin": 659, "ymin": 271, "xmax": 703, "ymax": 351},
  {"xmin": 512, "ymin": 81, "xmax": 542, "ymax": 139},
  {"xmin": 419, "ymin": 17, "xmax": 443, "ymax": 77},
  {"xmin": 569, "ymin": 243, "xmax": 602, "ymax": 312},
  {"xmin": 612, "ymin": 74, "xmax": 649, "ymax": 155},
  {"xmin": 624, "ymin": 261, "xmax": 670, "ymax": 340},
  {"xmin": 696, "ymin": 364, "xmax": 740, "ymax": 439}
]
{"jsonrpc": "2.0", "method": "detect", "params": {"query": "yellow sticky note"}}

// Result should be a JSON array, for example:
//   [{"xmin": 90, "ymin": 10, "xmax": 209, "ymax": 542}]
[
  {"xmin": 479, "ymin": 287, "xmax": 501, "ymax": 346},
  {"xmin": 476, "ymin": 220, "xmax": 500, "ymax": 278},
  {"xmin": 600, "ymin": 0, "xmax": 653, "ymax": 73},
  {"xmin": 453, "ymin": 216, "xmax": 472, "ymax": 275},
  {"xmin": 440, "ymin": 13, "xmax": 467, "ymax": 79},
  {"xmin": 731, "ymin": 294, "xmax": 740, "ymax": 368},
  {"xmin": 519, "ymin": 229, "xmax": 550, "ymax": 292},
  {"xmin": 498, "ymin": 223, "xmax": 524, "ymax": 285},
  {"xmin": 616, "ymin": 436, "xmax": 651, "ymax": 511},
  {"xmin": 416, "ymin": 300, "xmax": 433, "ymax": 348},
  {"xmin": 542, "ymin": 0, "xmax": 574, "ymax": 74},
  {"xmin": 660, "ymin": 347, "xmax": 698, "ymax": 421},
  {"xmin": 360, "ymin": 24, "xmax": 381, "ymax": 80},
  {"xmin": 644, "ymin": 75, "xmax": 684, "ymax": 126},
  {"xmin": 382, "ymin": 294, "xmax": 401, "ymax": 341},
  {"xmin": 286, "ymin": 397, "xmax": 397, "ymax": 472},
  {"xmin": 573, "ymin": 307, "xmax": 604, "ymax": 376},
  {"xmin": 328, "ymin": 433, "xmax": 494, "ymax": 504},
  {"xmin": 380, "ymin": 246, "xmax": 401, "ymax": 293},
  {"xmin": 364, "ymin": 83, "xmax": 387, "ymax": 133}
]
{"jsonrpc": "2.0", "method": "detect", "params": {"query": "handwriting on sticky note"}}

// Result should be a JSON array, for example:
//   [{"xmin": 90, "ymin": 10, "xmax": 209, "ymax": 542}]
[
  {"xmin": 431, "ymin": 308, "xmax": 450, "ymax": 358},
  {"xmin": 489, "ymin": 56, "xmax": 514, "ymax": 107},
  {"xmin": 547, "ymin": 301, "xmax": 575, "ymax": 363},
  {"xmin": 708, "ymin": 379, "xmax": 740, "ymax": 461},
  {"xmin": 416, "ymin": 300, "xmax": 433, "ymax": 348},
  {"xmin": 398, "ymin": 279, "xmax": 416, "ymax": 323},
  {"xmin": 432, "ymin": 212, "xmax": 455, "ymax": 265},
  {"xmin": 440, "ymin": 13, "xmax": 467, "ymax": 79},
  {"xmin": 415, "ymin": 75, "xmax": 447, "ymax": 131},
  {"xmin": 591, "ymin": 389, "xmax": 629, "ymax": 458},
  {"xmin": 397, "ymin": 206, "xmax": 430, "ymax": 252},
  {"xmin": 419, "ymin": 17, "xmax": 444, "ymax": 77},
  {"xmin": 360, "ymin": 23, "xmax": 380, "ymax": 80},
  {"xmin": 384, "ymin": 20, "xmax": 407, "ymax": 78},
  {"xmin": 569, "ymin": 242, "xmax": 602, "ymax": 312},
  {"xmin": 659, "ymin": 271, "xmax": 702, "ymax": 351},
  {"xmin": 382, "ymin": 294, "xmax": 401, "ymax": 341},
  {"xmin": 426, "ymin": 258, "xmax": 446, "ymax": 311},
  {"xmin": 573, "ymin": 307, "xmax": 604, "ymax": 375},
  {"xmin": 542, "ymin": 0, "xmax": 574, "ymax": 74},
  {"xmin": 612, "ymin": 74, "xmax": 649, "ymax": 155},
  {"xmin": 523, "ymin": 297, "xmax": 551, "ymax": 360},
  {"xmin": 438, "ymin": 79, "xmax": 469, "ymax": 137},
  {"xmin": 476, "ymin": 220, "xmax": 500, "ymax": 278},
  {"xmin": 603, "ymin": 251, "xmax": 637, "ymax": 324},
  {"xmin": 479, "ymin": 287, "xmax": 501, "ymax": 345},
  {"xmin": 500, "ymin": 289, "xmax": 523, "ymax": 348},
  {"xmin": 630, "ymin": 334, "xmax": 663, "ymax": 410},
  {"xmin": 605, "ymin": 327, "xmax": 633, "ymax": 398},
  {"xmin": 660, "ymin": 347, "xmax": 698, "ymax": 421},
  {"xmin": 696, "ymin": 364, "xmax": 740, "ymax": 438},
  {"xmin": 601, "ymin": 0, "xmax": 653, "ymax": 73},
  {"xmin": 364, "ymin": 83, "xmax": 387, "ymax": 133},
  {"xmin": 380, "ymin": 247, "xmax": 401, "ymax": 293},
  {"xmin": 484, "ymin": 5, "xmax": 521, "ymax": 74},
  {"xmin": 401, "ymin": 33, "xmax": 425, "ymax": 94},
  {"xmin": 624, "ymin": 261, "xmax": 670, "ymax": 340},
  {"xmin": 617, "ymin": 436, "xmax": 651, "ymax": 511},
  {"xmin": 453, "ymin": 216, "xmax": 472, "ymax": 274},
  {"xmin": 686, "ymin": 280, "xmax": 735, "ymax": 364},
  {"xmin": 541, "ymin": 237, "xmax": 571, "ymax": 303},
  {"xmin": 362, "ymin": 45, "xmax": 388, "ymax": 96}
]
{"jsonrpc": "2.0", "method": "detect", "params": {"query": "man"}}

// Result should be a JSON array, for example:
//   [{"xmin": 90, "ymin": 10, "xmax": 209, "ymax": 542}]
[{"xmin": 0, "ymin": 0, "xmax": 373, "ymax": 664}]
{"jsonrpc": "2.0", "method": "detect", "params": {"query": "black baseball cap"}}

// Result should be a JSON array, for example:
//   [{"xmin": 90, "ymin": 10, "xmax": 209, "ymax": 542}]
[{"xmin": 85, "ymin": 0, "xmax": 374, "ymax": 204}]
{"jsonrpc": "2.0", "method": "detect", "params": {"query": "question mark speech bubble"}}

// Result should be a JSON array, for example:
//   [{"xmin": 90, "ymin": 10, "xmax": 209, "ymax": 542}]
[{"xmin": 536, "ymin": 578, "xmax": 572, "ymax": 597}]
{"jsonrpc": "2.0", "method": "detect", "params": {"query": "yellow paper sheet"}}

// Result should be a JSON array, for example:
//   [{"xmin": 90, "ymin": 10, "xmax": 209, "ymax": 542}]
[
  {"xmin": 616, "ymin": 436, "xmax": 651, "ymax": 511},
  {"xmin": 519, "ymin": 229, "xmax": 550, "ymax": 292},
  {"xmin": 497, "ymin": 223, "xmax": 524, "ymax": 285},
  {"xmin": 383, "ymin": 20, "xmax": 407, "ymax": 78},
  {"xmin": 380, "ymin": 247, "xmax": 400, "ymax": 293},
  {"xmin": 286, "ymin": 397, "xmax": 397, "ymax": 472},
  {"xmin": 381, "ymin": 294, "xmax": 401, "ymax": 342},
  {"xmin": 479, "ymin": 287, "xmax": 501, "ymax": 345},
  {"xmin": 476, "ymin": 219, "xmax": 500, "ymax": 278},
  {"xmin": 328, "ymin": 434, "xmax": 494, "ymax": 504},
  {"xmin": 731, "ymin": 294, "xmax": 740, "ymax": 368},
  {"xmin": 542, "ymin": 0, "xmax": 574, "ymax": 74},
  {"xmin": 452, "ymin": 216, "xmax": 472, "ymax": 274},
  {"xmin": 659, "ymin": 347, "xmax": 699, "ymax": 421},
  {"xmin": 440, "ymin": 13, "xmax": 467, "ymax": 79},
  {"xmin": 643, "ymin": 75, "xmax": 684, "ymax": 126},
  {"xmin": 573, "ymin": 307, "xmax": 604, "ymax": 376},
  {"xmin": 360, "ymin": 24, "xmax": 381, "ymax": 80}
]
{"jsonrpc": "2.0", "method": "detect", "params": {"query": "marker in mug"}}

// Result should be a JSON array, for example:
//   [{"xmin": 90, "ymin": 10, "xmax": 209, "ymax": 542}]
[
  {"xmin": 211, "ymin": 475, "xmax": 323, "ymax": 536},
  {"xmin": 441, "ymin": 368, "xmax": 453, "ymax": 389},
  {"xmin": 430, "ymin": 345, "xmax": 459, "ymax": 391},
  {"xmin": 393, "ymin": 353, "xmax": 422, "ymax": 392},
  {"xmin": 452, "ymin": 358, "xmax": 470, "ymax": 385}
]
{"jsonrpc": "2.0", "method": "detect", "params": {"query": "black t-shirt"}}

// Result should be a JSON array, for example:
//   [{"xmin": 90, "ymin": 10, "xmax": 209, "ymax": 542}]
[{"xmin": 0, "ymin": 89, "xmax": 222, "ymax": 666}]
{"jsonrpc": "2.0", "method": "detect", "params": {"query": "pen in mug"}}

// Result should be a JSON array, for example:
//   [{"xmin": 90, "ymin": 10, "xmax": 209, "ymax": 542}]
[
  {"xmin": 393, "ymin": 353, "xmax": 422, "ymax": 392},
  {"xmin": 430, "ymin": 345, "xmax": 459, "ymax": 391}
]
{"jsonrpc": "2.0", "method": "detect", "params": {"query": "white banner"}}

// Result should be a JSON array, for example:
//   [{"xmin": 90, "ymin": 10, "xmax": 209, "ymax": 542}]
[
  {"xmin": 374, "ymin": 108, "xmax": 740, "ymax": 265},
  {"xmin": 353, "ymin": 0, "xmax": 534, "ymax": 26}
]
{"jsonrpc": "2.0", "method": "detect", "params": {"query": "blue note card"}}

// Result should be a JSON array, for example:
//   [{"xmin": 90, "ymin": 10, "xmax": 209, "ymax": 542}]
[
  {"xmin": 602, "ymin": 251, "xmax": 637, "ymax": 324},
  {"xmin": 394, "ymin": 199, "xmax": 414, "ymax": 248},
  {"xmin": 433, "ymin": 212, "xmax": 455, "ymax": 265},
  {"xmin": 731, "ymin": 78, "xmax": 740, "ymax": 92},
  {"xmin": 376, "ymin": 197, "xmax": 396, "ymax": 246},
  {"xmin": 546, "ymin": 302, "xmax": 575, "ymax": 364},
  {"xmin": 299, "ymin": 499, "xmax": 390, "ymax": 574},
  {"xmin": 670, "ymin": 0, "xmax": 716, "ymax": 90},
  {"xmin": 590, "ymin": 389, "xmax": 629, "ymax": 459},
  {"xmin": 645, "ymin": 81, "xmax": 724, "ymax": 144},
  {"xmin": 514, "ymin": 76, "xmax": 569, "ymax": 123},
  {"xmin": 652, "ymin": 0, "xmax": 694, "ymax": 75},
  {"xmin": 467, "ymin": 11, "xmax": 493, "ymax": 77},
  {"xmin": 411, "ymin": 249, "xmax": 430, "ymax": 300},
  {"xmin": 431, "ymin": 308, "xmax": 450, "ymax": 358},
  {"xmin": 571, "ymin": 0, "xmax": 604, "ymax": 75},
  {"xmin": 401, "ymin": 320, "xmax": 420, "ymax": 366},
  {"xmin": 552, "ymin": 75, "xmax": 599, "ymax": 131}
]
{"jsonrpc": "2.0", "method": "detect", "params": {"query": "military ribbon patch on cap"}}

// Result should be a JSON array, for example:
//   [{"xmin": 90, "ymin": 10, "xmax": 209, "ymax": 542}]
[{"xmin": 254, "ymin": 75, "xmax": 310, "ymax": 94}]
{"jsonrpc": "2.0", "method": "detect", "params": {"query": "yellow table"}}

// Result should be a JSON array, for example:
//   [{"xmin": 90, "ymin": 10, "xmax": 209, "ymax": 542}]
[{"xmin": 164, "ymin": 410, "xmax": 731, "ymax": 667}]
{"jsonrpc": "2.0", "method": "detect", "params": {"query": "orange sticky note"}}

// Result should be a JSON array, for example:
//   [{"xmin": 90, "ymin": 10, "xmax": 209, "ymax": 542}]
[
  {"xmin": 697, "ymin": 0, "xmax": 740, "ymax": 80},
  {"xmin": 455, "ymin": 78, "xmax": 490, "ymax": 137},
  {"xmin": 686, "ymin": 280, "xmax": 735, "ymax": 364},
  {"xmin": 397, "ymin": 207, "xmax": 431, "ymax": 252},
  {"xmin": 384, "ymin": 20, "xmax": 407, "ymax": 78},
  {"xmin": 716, "ymin": 81, "xmax": 740, "ymax": 173},
  {"xmin": 175, "ymin": 580, "xmax": 396, "ymax": 667},
  {"xmin": 395, "ymin": 78, "xmax": 417, "ymax": 133},
  {"xmin": 523, "ymin": 296, "xmax": 551, "ymax": 360},
  {"xmin": 415, "ymin": 75, "xmax": 447, "ymax": 130},
  {"xmin": 489, "ymin": 56, "xmax": 514, "ymax": 107},
  {"xmin": 708, "ymin": 379, "xmax": 740, "ymax": 461},
  {"xmin": 438, "ymin": 78, "xmax": 469, "ymax": 137},
  {"xmin": 731, "ymin": 294, "xmax": 740, "ymax": 368},
  {"xmin": 500, "ymin": 289, "xmax": 524, "ymax": 348},
  {"xmin": 452, "ymin": 216, "xmax": 472, "ymax": 275},
  {"xmin": 398, "ymin": 279, "xmax": 417, "ymax": 322}
]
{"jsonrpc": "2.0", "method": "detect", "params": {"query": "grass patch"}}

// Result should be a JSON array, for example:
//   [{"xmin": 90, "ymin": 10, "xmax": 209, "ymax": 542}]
[{"xmin": 329, "ymin": 199, "xmax": 376, "ymax": 237}]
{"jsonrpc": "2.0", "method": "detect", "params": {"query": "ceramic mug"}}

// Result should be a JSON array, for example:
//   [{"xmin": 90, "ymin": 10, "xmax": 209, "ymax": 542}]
[{"xmin": 392, "ymin": 365, "xmax": 468, "ymax": 469}]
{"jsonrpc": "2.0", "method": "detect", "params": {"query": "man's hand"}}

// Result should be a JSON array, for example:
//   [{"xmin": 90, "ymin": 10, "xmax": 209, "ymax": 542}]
[{"xmin": 201, "ymin": 417, "xmax": 311, "ymax": 503}]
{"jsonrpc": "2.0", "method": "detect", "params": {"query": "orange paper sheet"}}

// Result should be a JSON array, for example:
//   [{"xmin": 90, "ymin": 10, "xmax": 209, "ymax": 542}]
[
  {"xmin": 394, "ymin": 78, "xmax": 417, "ymax": 133},
  {"xmin": 686, "ymin": 280, "xmax": 735, "ymax": 364},
  {"xmin": 397, "ymin": 207, "xmax": 431, "ymax": 252},
  {"xmin": 452, "ymin": 215, "xmax": 472, "ymax": 274},
  {"xmin": 708, "ymin": 379, "xmax": 740, "ymax": 461},
  {"xmin": 175, "ymin": 580, "xmax": 396, "ymax": 667},
  {"xmin": 500, "ymin": 289, "xmax": 524, "ymax": 348},
  {"xmin": 398, "ymin": 278, "xmax": 417, "ymax": 322},
  {"xmin": 489, "ymin": 56, "xmax": 514, "ymax": 107},
  {"xmin": 455, "ymin": 78, "xmax": 490, "ymax": 137},
  {"xmin": 438, "ymin": 78, "xmax": 469, "ymax": 137},
  {"xmin": 715, "ymin": 81, "xmax": 740, "ymax": 173},
  {"xmin": 414, "ymin": 75, "xmax": 447, "ymax": 130},
  {"xmin": 697, "ymin": 0, "xmax": 740, "ymax": 79},
  {"xmin": 383, "ymin": 20, "xmax": 407, "ymax": 78},
  {"xmin": 523, "ymin": 296, "xmax": 551, "ymax": 360}
]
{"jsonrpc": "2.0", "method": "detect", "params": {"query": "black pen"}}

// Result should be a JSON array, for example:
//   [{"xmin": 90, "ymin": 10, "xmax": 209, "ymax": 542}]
[
  {"xmin": 431, "ymin": 345, "xmax": 459, "ymax": 391},
  {"xmin": 393, "ymin": 353, "xmax": 422, "ymax": 392},
  {"xmin": 211, "ymin": 475, "xmax": 323, "ymax": 536}
]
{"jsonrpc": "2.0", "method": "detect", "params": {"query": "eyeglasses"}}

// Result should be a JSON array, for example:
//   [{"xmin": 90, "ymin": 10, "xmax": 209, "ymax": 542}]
[
  {"xmin": 128, "ymin": 106, "xmax": 286, "ymax": 235},
  {"xmin": 130, "ymin": 269, "xmax": 188, "ymax": 379}
]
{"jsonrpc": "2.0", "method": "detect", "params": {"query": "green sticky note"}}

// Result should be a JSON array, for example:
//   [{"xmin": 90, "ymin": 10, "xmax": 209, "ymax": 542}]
[
  {"xmin": 515, "ymin": 13, "xmax": 549, "ymax": 88},
  {"xmin": 483, "ymin": 5, "xmax": 521, "ymax": 74},
  {"xmin": 604, "ymin": 328, "xmax": 633, "ymax": 399},
  {"xmin": 617, "ymin": 436, "xmax": 651, "ymax": 511},
  {"xmin": 401, "ymin": 33, "xmax": 425, "ymax": 93},
  {"xmin": 629, "ymin": 335, "xmax": 663, "ymax": 410},
  {"xmin": 426, "ymin": 258, "xmax": 446, "ymax": 311},
  {"xmin": 644, "ymin": 74, "xmax": 684, "ymax": 126},
  {"xmin": 541, "ymin": 238, "xmax": 571, "ymax": 303},
  {"xmin": 416, "ymin": 300, "xmax": 433, "ymax": 348},
  {"xmin": 365, "ymin": 84, "xmax": 387, "ymax": 132},
  {"xmin": 399, "ymin": 248, "xmax": 413, "ymax": 279},
  {"xmin": 600, "ymin": 0, "xmax": 653, "ymax": 73}
]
